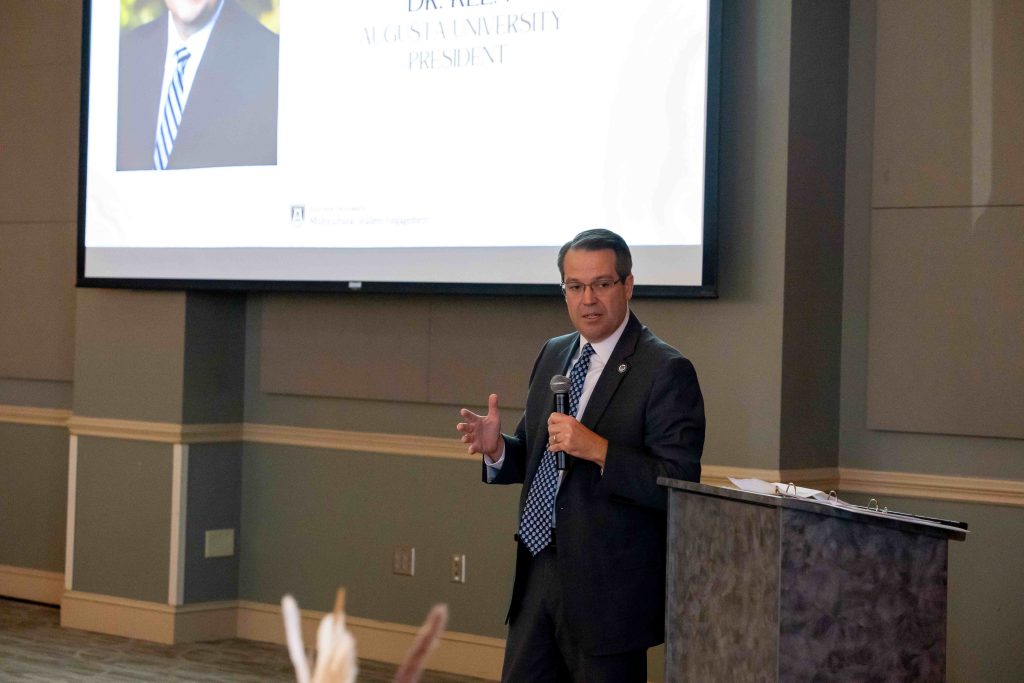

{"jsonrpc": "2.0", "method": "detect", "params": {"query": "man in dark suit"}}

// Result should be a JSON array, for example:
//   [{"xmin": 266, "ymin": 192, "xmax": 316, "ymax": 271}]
[
  {"xmin": 116, "ymin": 0, "xmax": 279, "ymax": 171},
  {"xmin": 457, "ymin": 229, "xmax": 705, "ymax": 682}
]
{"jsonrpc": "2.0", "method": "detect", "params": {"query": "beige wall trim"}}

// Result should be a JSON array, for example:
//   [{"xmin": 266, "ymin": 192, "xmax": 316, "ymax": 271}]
[
  {"xmin": 0, "ymin": 565, "xmax": 64, "ymax": 605},
  {"xmin": 0, "ymin": 404, "xmax": 71, "ymax": 427},
  {"xmin": 173, "ymin": 599, "xmax": 240, "ymax": 643},
  {"xmin": 241, "ymin": 423, "xmax": 475, "ymax": 460},
  {"xmin": 65, "ymin": 436, "xmax": 78, "ymax": 591},
  {"xmin": 6, "ymin": 407, "xmax": 1020, "ymax": 507},
  {"xmin": 60, "ymin": 591, "xmax": 237, "ymax": 645},
  {"xmin": 237, "ymin": 600, "xmax": 504, "ymax": 681},
  {"xmin": 60, "ymin": 417, "xmax": 469, "ymax": 459},
  {"xmin": 67, "ymin": 416, "xmax": 243, "ymax": 443},
  {"xmin": 782, "ymin": 468, "xmax": 842, "ymax": 492},
  {"xmin": 169, "ymin": 444, "xmax": 189, "ymax": 606},
  {"xmin": 839, "ymin": 467, "xmax": 1024, "ymax": 507}
]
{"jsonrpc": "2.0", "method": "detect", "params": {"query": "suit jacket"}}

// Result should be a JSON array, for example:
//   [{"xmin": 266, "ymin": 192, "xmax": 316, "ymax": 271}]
[
  {"xmin": 116, "ymin": 0, "xmax": 279, "ymax": 170},
  {"xmin": 486, "ymin": 312, "xmax": 705, "ymax": 655}
]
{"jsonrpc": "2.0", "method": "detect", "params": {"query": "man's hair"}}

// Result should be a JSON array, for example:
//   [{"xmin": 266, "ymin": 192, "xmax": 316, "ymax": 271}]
[{"xmin": 557, "ymin": 229, "xmax": 632, "ymax": 281}]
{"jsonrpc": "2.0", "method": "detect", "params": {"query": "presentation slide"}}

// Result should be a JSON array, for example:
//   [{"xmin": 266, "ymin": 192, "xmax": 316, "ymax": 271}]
[{"xmin": 81, "ymin": 0, "xmax": 716, "ymax": 292}]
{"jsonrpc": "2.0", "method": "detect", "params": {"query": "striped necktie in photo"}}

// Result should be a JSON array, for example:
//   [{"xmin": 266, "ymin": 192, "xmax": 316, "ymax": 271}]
[{"xmin": 153, "ymin": 46, "xmax": 192, "ymax": 171}]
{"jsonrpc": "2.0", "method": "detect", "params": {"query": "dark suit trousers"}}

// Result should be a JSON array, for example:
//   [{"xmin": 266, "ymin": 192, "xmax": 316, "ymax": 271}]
[{"xmin": 501, "ymin": 538, "xmax": 648, "ymax": 683}]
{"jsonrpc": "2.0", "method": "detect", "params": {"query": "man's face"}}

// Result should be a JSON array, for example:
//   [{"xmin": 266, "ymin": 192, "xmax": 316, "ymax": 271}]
[
  {"xmin": 562, "ymin": 248, "xmax": 633, "ymax": 343},
  {"xmin": 165, "ymin": 0, "xmax": 220, "ymax": 36}
]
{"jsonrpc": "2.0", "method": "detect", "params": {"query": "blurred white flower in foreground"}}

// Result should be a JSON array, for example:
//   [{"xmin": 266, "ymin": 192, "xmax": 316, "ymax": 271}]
[{"xmin": 282, "ymin": 588, "xmax": 449, "ymax": 683}]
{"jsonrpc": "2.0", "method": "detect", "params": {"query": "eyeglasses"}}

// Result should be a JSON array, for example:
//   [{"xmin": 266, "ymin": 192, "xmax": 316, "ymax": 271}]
[{"xmin": 560, "ymin": 278, "xmax": 623, "ymax": 297}]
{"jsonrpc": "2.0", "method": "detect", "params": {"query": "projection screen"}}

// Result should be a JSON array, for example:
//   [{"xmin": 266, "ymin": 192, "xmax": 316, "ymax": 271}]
[{"xmin": 78, "ymin": 0, "xmax": 721, "ymax": 297}]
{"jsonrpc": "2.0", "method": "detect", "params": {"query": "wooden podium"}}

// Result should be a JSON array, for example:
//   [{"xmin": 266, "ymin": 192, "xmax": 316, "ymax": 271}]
[{"xmin": 658, "ymin": 479, "xmax": 967, "ymax": 682}]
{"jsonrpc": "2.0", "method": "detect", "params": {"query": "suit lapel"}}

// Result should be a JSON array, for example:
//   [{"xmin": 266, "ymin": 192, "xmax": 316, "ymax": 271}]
[
  {"xmin": 121, "ymin": 16, "xmax": 168, "ymax": 168},
  {"xmin": 173, "ymin": 5, "xmax": 227, "ymax": 160},
  {"xmin": 578, "ymin": 313, "xmax": 642, "ymax": 431},
  {"xmin": 556, "ymin": 333, "xmax": 580, "ymax": 376},
  {"xmin": 141, "ymin": 21, "xmax": 169, "ymax": 152}
]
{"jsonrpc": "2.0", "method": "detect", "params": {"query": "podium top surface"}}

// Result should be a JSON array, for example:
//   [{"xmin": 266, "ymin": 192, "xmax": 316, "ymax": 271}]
[{"xmin": 658, "ymin": 478, "xmax": 967, "ymax": 541}]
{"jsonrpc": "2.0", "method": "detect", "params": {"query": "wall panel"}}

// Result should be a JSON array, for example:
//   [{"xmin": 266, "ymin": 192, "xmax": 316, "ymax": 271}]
[
  {"xmin": 239, "ymin": 442, "xmax": 519, "ymax": 639},
  {"xmin": 867, "ymin": 207, "xmax": 1024, "ymax": 439},
  {"xmin": 0, "ymin": 424, "xmax": 68, "ymax": 572},
  {"xmin": 72, "ymin": 289, "xmax": 186, "ymax": 423},
  {"xmin": 0, "ymin": 224, "xmax": 76, "ymax": 381},
  {"xmin": 72, "ymin": 437, "xmax": 172, "ymax": 603},
  {"xmin": 0, "ymin": 60, "xmax": 80, "ymax": 224},
  {"xmin": 260, "ymin": 294, "xmax": 431, "ymax": 403},
  {"xmin": 873, "ymin": 1, "xmax": 1024, "ymax": 208}
]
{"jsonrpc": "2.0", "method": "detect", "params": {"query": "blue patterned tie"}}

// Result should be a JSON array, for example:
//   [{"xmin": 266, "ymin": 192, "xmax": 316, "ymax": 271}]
[
  {"xmin": 153, "ymin": 46, "xmax": 191, "ymax": 170},
  {"xmin": 518, "ymin": 343, "xmax": 595, "ymax": 556}
]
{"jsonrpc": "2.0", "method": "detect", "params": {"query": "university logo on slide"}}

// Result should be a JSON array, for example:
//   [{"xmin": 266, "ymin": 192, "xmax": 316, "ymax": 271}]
[{"xmin": 290, "ymin": 206, "xmax": 305, "ymax": 223}]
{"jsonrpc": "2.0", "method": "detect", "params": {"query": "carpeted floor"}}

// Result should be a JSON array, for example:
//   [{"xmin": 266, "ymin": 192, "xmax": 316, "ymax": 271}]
[{"xmin": 0, "ymin": 598, "xmax": 491, "ymax": 682}]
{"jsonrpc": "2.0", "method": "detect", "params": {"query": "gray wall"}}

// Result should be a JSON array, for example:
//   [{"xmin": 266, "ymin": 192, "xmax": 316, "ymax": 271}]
[
  {"xmin": 68, "ymin": 290, "xmax": 246, "ymax": 605},
  {"xmin": 236, "ymin": 1, "xmax": 799, "ymax": 649},
  {"xmin": 841, "ymin": 1, "xmax": 1024, "ymax": 483},
  {"xmin": 0, "ymin": 0, "xmax": 81, "ymax": 575},
  {"xmin": 72, "ymin": 437, "xmax": 172, "ymax": 603},
  {"xmin": 840, "ymin": 3, "xmax": 1024, "ymax": 682},
  {"xmin": 780, "ymin": 0, "xmax": 849, "ymax": 471},
  {"xmin": 0, "ymin": 424, "xmax": 67, "ymax": 571},
  {"xmin": 1, "ymin": 0, "xmax": 1022, "ymax": 681},
  {"xmin": 185, "ymin": 443, "xmax": 242, "ymax": 603},
  {"xmin": 861, "ymin": 0, "xmax": 1024, "ymax": 444},
  {"xmin": 73, "ymin": 289, "xmax": 187, "ymax": 423},
  {"xmin": 239, "ymin": 441, "xmax": 520, "ymax": 638}
]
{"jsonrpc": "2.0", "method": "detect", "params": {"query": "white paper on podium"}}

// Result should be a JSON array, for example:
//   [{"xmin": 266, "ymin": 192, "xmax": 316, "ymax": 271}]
[
  {"xmin": 728, "ymin": 477, "xmax": 831, "ymax": 501},
  {"xmin": 726, "ymin": 477, "xmax": 969, "ymax": 536}
]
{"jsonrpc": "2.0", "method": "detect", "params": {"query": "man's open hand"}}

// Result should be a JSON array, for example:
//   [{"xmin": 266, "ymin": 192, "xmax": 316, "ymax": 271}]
[{"xmin": 456, "ymin": 393, "xmax": 502, "ymax": 458}]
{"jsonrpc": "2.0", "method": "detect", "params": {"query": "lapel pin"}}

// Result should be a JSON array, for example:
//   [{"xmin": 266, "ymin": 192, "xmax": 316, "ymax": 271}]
[{"xmin": 618, "ymin": 363, "xmax": 628, "ymax": 374}]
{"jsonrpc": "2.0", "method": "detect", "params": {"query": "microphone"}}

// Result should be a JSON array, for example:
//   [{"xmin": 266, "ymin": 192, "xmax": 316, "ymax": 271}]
[{"xmin": 549, "ymin": 374, "xmax": 571, "ymax": 470}]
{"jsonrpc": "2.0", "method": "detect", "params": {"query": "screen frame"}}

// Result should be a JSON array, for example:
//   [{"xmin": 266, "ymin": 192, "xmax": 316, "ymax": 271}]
[{"xmin": 76, "ymin": 0, "xmax": 722, "ymax": 299}]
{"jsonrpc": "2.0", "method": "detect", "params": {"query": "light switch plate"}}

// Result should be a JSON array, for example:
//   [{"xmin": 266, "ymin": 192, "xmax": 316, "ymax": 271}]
[{"xmin": 205, "ymin": 528, "xmax": 235, "ymax": 558}]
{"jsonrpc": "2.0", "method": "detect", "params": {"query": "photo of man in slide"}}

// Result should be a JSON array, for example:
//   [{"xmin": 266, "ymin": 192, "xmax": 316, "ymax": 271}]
[{"xmin": 116, "ymin": 0, "xmax": 280, "ymax": 171}]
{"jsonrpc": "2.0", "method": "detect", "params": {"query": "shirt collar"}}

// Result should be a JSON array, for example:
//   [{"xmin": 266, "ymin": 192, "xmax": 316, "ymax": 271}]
[
  {"xmin": 578, "ymin": 310, "xmax": 630, "ymax": 364},
  {"xmin": 166, "ymin": 0, "xmax": 225, "ymax": 58}
]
